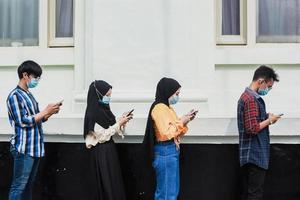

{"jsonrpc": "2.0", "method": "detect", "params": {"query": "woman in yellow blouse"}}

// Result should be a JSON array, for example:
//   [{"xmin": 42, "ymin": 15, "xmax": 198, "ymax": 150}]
[{"xmin": 143, "ymin": 77, "xmax": 196, "ymax": 200}]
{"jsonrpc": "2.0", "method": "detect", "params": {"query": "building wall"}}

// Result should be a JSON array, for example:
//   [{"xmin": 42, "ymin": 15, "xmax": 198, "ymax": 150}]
[
  {"xmin": 1, "ymin": 0, "xmax": 299, "ymax": 142},
  {"xmin": 0, "ymin": 1, "xmax": 300, "ymax": 199}
]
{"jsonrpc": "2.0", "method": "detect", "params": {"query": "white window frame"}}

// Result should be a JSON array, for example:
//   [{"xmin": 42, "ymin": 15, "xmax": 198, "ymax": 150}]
[
  {"xmin": 0, "ymin": 0, "xmax": 77, "ymax": 66},
  {"xmin": 48, "ymin": 0, "xmax": 74, "ymax": 47},
  {"xmin": 216, "ymin": 0, "xmax": 247, "ymax": 45},
  {"xmin": 256, "ymin": 0, "xmax": 300, "ymax": 44},
  {"xmin": 0, "ymin": 0, "xmax": 42, "ymax": 48}
]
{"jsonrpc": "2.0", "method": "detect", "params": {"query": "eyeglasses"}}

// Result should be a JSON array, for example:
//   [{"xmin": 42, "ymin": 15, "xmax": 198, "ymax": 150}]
[
  {"xmin": 28, "ymin": 74, "xmax": 41, "ymax": 81},
  {"xmin": 260, "ymin": 79, "xmax": 273, "ymax": 90},
  {"xmin": 33, "ymin": 76, "xmax": 41, "ymax": 81}
]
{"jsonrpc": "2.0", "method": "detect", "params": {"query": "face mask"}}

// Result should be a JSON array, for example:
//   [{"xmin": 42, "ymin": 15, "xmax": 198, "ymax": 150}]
[
  {"xmin": 27, "ymin": 78, "xmax": 39, "ymax": 88},
  {"xmin": 257, "ymin": 80, "xmax": 272, "ymax": 96},
  {"xmin": 169, "ymin": 95, "xmax": 179, "ymax": 105},
  {"xmin": 257, "ymin": 87, "xmax": 270, "ymax": 96},
  {"xmin": 94, "ymin": 81, "xmax": 111, "ymax": 105},
  {"xmin": 99, "ymin": 95, "xmax": 111, "ymax": 105}
]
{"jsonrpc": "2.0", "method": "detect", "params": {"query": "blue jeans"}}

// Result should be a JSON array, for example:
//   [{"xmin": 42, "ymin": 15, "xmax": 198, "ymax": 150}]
[
  {"xmin": 8, "ymin": 145, "xmax": 40, "ymax": 200},
  {"xmin": 152, "ymin": 141, "xmax": 180, "ymax": 200}
]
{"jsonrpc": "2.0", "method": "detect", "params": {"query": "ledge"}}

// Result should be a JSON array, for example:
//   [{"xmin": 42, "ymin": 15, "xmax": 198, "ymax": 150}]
[
  {"xmin": 2, "ymin": 134, "xmax": 300, "ymax": 144},
  {"xmin": 74, "ymin": 91, "xmax": 208, "ymax": 103},
  {"xmin": 1, "ymin": 117, "xmax": 300, "ymax": 144},
  {"xmin": 0, "ymin": 47, "xmax": 74, "ymax": 66}
]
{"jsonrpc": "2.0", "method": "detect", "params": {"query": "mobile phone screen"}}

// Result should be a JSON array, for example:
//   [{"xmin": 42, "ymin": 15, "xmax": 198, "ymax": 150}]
[
  {"xmin": 126, "ymin": 109, "xmax": 134, "ymax": 117},
  {"xmin": 191, "ymin": 110, "xmax": 198, "ymax": 115},
  {"xmin": 57, "ymin": 100, "xmax": 64, "ymax": 106}
]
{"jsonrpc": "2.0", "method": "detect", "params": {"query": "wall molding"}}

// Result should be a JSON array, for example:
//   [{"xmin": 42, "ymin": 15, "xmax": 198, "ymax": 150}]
[
  {"xmin": 74, "ymin": 90, "xmax": 208, "ymax": 103},
  {"xmin": 1, "ymin": 117, "xmax": 299, "ymax": 144}
]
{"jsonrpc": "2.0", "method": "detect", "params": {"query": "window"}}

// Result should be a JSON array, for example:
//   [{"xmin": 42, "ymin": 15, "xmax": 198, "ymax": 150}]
[
  {"xmin": 257, "ymin": 0, "xmax": 300, "ymax": 43},
  {"xmin": 49, "ymin": 0, "xmax": 74, "ymax": 47},
  {"xmin": 0, "ymin": 0, "xmax": 39, "ymax": 47},
  {"xmin": 216, "ymin": 0, "xmax": 247, "ymax": 45}
]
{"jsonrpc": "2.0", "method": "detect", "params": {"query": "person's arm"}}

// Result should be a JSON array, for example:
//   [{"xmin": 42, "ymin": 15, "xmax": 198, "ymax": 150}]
[
  {"xmin": 85, "ymin": 115, "xmax": 131, "ymax": 148},
  {"xmin": 34, "ymin": 110, "xmax": 49, "ymax": 123},
  {"xmin": 8, "ymin": 94, "xmax": 60, "ymax": 126},
  {"xmin": 151, "ymin": 104, "xmax": 188, "ymax": 140},
  {"xmin": 37, "ymin": 106, "xmax": 49, "ymax": 122},
  {"xmin": 259, "ymin": 118, "xmax": 272, "ymax": 131},
  {"xmin": 244, "ymin": 99, "xmax": 270, "ymax": 135},
  {"xmin": 36, "ymin": 104, "xmax": 60, "ymax": 123},
  {"xmin": 85, "ymin": 122, "xmax": 123, "ymax": 148},
  {"xmin": 177, "ymin": 116, "xmax": 190, "ymax": 137},
  {"xmin": 95, "ymin": 122, "xmax": 124, "ymax": 139},
  {"xmin": 8, "ymin": 94, "xmax": 36, "ymax": 127}
]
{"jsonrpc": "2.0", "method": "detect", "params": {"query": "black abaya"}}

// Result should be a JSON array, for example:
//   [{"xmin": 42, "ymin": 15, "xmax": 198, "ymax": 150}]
[
  {"xmin": 90, "ymin": 139, "xmax": 126, "ymax": 200},
  {"xmin": 84, "ymin": 80, "xmax": 126, "ymax": 200}
]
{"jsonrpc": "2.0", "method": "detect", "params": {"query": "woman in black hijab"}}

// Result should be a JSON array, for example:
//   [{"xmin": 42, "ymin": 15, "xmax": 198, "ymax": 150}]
[
  {"xmin": 84, "ymin": 80, "xmax": 132, "ymax": 200},
  {"xmin": 143, "ymin": 77, "xmax": 197, "ymax": 200}
]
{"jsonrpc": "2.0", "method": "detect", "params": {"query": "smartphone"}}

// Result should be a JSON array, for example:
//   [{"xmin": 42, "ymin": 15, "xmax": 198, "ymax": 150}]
[
  {"xmin": 191, "ymin": 110, "xmax": 198, "ymax": 116},
  {"xmin": 56, "ymin": 99, "xmax": 64, "ymax": 106},
  {"xmin": 126, "ymin": 109, "xmax": 134, "ymax": 117},
  {"xmin": 278, "ymin": 113, "xmax": 284, "ymax": 116}
]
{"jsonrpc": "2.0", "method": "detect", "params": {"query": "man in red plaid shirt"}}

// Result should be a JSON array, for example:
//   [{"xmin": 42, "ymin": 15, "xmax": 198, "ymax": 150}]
[{"xmin": 237, "ymin": 65, "xmax": 281, "ymax": 200}]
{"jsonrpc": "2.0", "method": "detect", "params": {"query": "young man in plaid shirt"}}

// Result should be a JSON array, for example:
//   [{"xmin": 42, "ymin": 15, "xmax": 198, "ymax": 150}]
[
  {"xmin": 7, "ymin": 60, "xmax": 61, "ymax": 200},
  {"xmin": 237, "ymin": 65, "xmax": 281, "ymax": 200}
]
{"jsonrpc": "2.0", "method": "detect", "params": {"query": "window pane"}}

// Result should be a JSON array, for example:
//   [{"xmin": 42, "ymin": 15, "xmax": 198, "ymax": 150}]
[
  {"xmin": 0, "ymin": 0, "xmax": 39, "ymax": 47},
  {"xmin": 257, "ymin": 0, "xmax": 300, "ymax": 43},
  {"xmin": 56, "ymin": 0, "xmax": 73, "ymax": 38},
  {"xmin": 222, "ymin": 0, "xmax": 240, "ymax": 35}
]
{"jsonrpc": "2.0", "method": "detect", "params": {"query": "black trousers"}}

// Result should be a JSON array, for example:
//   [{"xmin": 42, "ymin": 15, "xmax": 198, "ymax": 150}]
[{"xmin": 241, "ymin": 163, "xmax": 267, "ymax": 200}]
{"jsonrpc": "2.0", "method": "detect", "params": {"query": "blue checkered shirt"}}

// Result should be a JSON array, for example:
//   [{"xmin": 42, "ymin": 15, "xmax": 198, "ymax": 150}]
[
  {"xmin": 237, "ymin": 88, "xmax": 270, "ymax": 169},
  {"xmin": 7, "ymin": 86, "xmax": 45, "ymax": 157}
]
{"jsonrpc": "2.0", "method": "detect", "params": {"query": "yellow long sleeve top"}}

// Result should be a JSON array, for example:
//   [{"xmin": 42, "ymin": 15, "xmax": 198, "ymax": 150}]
[{"xmin": 151, "ymin": 103, "xmax": 188, "ymax": 141}]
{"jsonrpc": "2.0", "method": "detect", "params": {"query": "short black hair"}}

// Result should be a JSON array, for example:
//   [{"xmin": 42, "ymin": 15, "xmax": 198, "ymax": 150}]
[
  {"xmin": 252, "ymin": 65, "xmax": 279, "ymax": 82},
  {"xmin": 17, "ymin": 60, "xmax": 42, "ymax": 79}
]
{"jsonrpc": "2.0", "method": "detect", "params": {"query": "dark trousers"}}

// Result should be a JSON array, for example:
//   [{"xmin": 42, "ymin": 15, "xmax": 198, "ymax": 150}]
[{"xmin": 241, "ymin": 163, "xmax": 267, "ymax": 200}]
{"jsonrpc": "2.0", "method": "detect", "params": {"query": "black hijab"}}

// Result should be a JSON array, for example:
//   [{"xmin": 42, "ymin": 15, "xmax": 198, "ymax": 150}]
[
  {"xmin": 138, "ymin": 78, "xmax": 181, "ymax": 198},
  {"xmin": 143, "ymin": 77, "xmax": 181, "ymax": 160},
  {"xmin": 83, "ymin": 80, "xmax": 115, "ymax": 138}
]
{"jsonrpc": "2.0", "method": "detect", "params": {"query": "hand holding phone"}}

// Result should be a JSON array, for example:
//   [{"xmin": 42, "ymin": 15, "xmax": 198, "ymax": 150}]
[
  {"xmin": 268, "ymin": 113, "xmax": 282, "ymax": 125},
  {"xmin": 119, "ymin": 109, "xmax": 134, "ymax": 127},
  {"xmin": 56, "ymin": 99, "xmax": 64, "ymax": 106},
  {"xmin": 190, "ymin": 110, "xmax": 198, "ymax": 116},
  {"xmin": 188, "ymin": 109, "xmax": 198, "ymax": 121},
  {"xmin": 126, "ymin": 109, "xmax": 134, "ymax": 117},
  {"xmin": 188, "ymin": 109, "xmax": 198, "ymax": 116}
]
